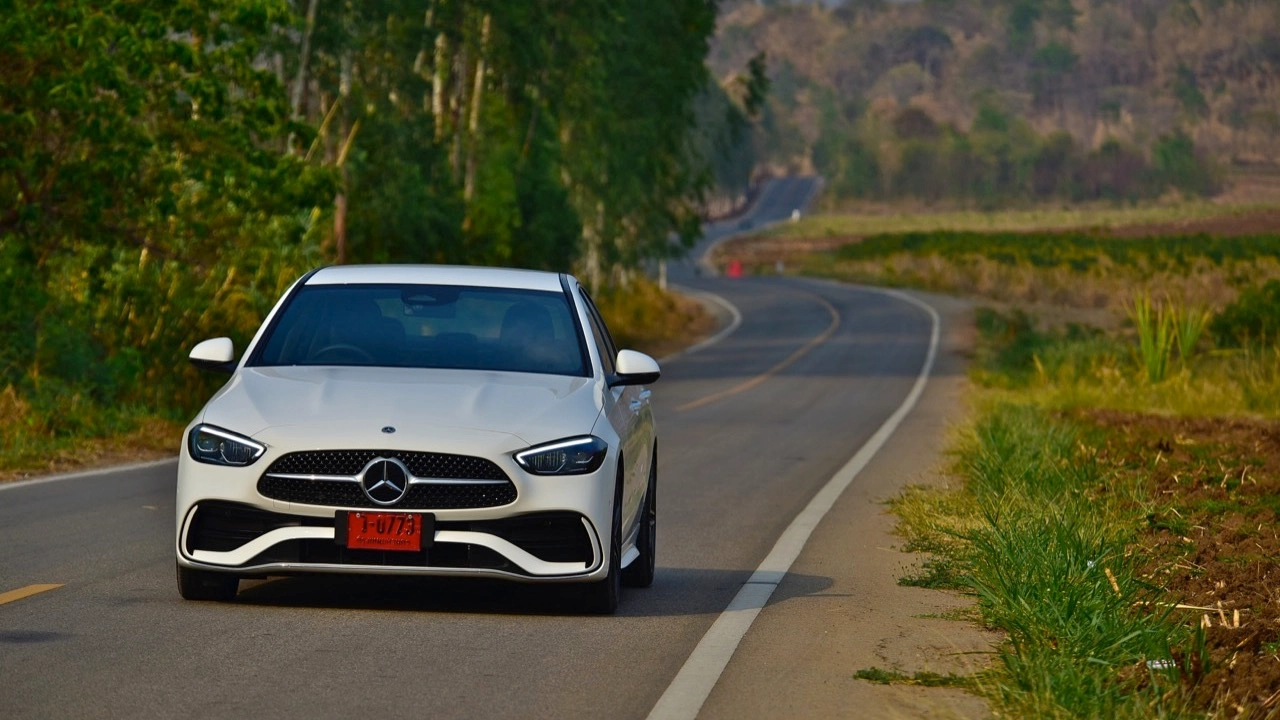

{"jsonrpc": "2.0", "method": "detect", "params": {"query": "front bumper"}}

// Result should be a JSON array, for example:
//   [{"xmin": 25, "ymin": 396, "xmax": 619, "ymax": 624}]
[
  {"xmin": 177, "ymin": 501, "xmax": 603, "ymax": 581},
  {"xmin": 174, "ymin": 443, "xmax": 618, "ymax": 583}
]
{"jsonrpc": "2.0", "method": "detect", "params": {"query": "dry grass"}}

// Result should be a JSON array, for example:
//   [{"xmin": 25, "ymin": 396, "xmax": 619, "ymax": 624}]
[
  {"xmin": 594, "ymin": 277, "xmax": 718, "ymax": 359},
  {"xmin": 776, "ymin": 201, "xmax": 1279, "ymax": 241},
  {"xmin": 800, "ymin": 254, "xmax": 1280, "ymax": 327},
  {"xmin": 0, "ymin": 395, "xmax": 182, "ymax": 483}
]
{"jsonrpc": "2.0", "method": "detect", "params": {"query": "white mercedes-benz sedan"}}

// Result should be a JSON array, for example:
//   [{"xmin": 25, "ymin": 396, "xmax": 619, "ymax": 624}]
[{"xmin": 175, "ymin": 265, "xmax": 659, "ymax": 613}]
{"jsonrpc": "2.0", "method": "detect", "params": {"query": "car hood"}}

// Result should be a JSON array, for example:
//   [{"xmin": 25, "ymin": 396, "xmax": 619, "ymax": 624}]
[{"xmin": 198, "ymin": 366, "xmax": 602, "ymax": 450}]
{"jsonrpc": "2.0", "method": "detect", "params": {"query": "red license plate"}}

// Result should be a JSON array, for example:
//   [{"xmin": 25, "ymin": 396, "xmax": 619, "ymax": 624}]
[{"xmin": 344, "ymin": 511, "xmax": 427, "ymax": 552}]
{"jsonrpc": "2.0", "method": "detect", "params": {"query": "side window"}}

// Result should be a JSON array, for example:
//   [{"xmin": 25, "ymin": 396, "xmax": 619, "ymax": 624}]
[{"xmin": 581, "ymin": 292, "xmax": 617, "ymax": 376}]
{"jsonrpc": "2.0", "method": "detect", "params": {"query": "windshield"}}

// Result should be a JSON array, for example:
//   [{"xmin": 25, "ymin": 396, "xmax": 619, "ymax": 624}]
[{"xmin": 250, "ymin": 284, "xmax": 589, "ymax": 376}]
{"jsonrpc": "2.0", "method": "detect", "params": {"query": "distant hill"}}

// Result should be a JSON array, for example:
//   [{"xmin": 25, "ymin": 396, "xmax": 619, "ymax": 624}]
[{"xmin": 711, "ymin": 0, "xmax": 1280, "ymax": 204}]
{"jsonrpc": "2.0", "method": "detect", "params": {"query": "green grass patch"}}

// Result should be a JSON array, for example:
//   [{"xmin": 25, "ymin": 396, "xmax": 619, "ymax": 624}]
[
  {"xmin": 898, "ymin": 556, "xmax": 968, "ymax": 591},
  {"xmin": 891, "ymin": 403, "xmax": 1200, "ymax": 718},
  {"xmin": 854, "ymin": 667, "xmax": 974, "ymax": 688},
  {"xmin": 0, "ymin": 384, "xmax": 182, "ymax": 481},
  {"xmin": 966, "ymin": 304, "xmax": 1280, "ymax": 417}
]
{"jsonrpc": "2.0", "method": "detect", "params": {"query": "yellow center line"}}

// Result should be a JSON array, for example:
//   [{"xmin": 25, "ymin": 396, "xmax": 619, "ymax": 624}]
[
  {"xmin": 676, "ymin": 292, "xmax": 841, "ymax": 413},
  {"xmin": 0, "ymin": 584, "xmax": 63, "ymax": 606}
]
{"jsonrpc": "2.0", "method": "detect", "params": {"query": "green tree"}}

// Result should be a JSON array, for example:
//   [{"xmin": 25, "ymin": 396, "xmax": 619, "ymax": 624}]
[
  {"xmin": 1151, "ymin": 131, "xmax": 1219, "ymax": 196},
  {"xmin": 1, "ymin": 0, "xmax": 331, "ymax": 413},
  {"xmin": 1030, "ymin": 41, "xmax": 1079, "ymax": 112},
  {"xmin": 1172, "ymin": 64, "xmax": 1209, "ymax": 117}
]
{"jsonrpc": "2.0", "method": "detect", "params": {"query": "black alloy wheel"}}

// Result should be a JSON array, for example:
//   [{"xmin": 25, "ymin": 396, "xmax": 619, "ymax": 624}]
[
  {"xmin": 622, "ymin": 451, "xmax": 656, "ymax": 588},
  {"xmin": 581, "ymin": 468, "xmax": 623, "ymax": 614}
]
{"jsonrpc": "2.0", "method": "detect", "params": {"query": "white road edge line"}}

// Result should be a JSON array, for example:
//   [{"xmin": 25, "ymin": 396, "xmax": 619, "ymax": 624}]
[
  {"xmin": 660, "ymin": 286, "xmax": 743, "ymax": 363},
  {"xmin": 645, "ymin": 287, "xmax": 941, "ymax": 720},
  {"xmin": 0, "ymin": 457, "xmax": 177, "ymax": 492}
]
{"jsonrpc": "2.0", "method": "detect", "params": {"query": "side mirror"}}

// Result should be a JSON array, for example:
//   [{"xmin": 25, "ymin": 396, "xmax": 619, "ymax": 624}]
[
  {"xmin": 608, "ymin": 349, "xmax": 660, "ymax": 387},
  {"xmin": 189, "ymin": 337, "xmax": 237, "ymax": 374}
]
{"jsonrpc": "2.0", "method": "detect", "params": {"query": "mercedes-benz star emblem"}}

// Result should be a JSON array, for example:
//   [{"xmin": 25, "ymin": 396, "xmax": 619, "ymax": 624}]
[
  {"xmin": 360, "ymin": 457, "xmax": 410, "ymax": 506},
  {"xmin": 381, "ymin": 426, "xmax": 396, "ymax": 434}
]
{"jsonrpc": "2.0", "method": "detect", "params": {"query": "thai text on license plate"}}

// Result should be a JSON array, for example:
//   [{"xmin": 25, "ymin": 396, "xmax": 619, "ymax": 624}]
[{"xmin": 343, "ymin": 511, "xmax": 428, "ymax": 552}]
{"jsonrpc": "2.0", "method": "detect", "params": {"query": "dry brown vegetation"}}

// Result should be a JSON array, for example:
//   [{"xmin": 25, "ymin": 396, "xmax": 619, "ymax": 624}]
[
  {"xmin": 713, "ymin": 206, "xmax": 1280, "ymax": 329},
  {"xmin": 712, "ymin": 0, "xmax": 1280, "ymax": 173}
]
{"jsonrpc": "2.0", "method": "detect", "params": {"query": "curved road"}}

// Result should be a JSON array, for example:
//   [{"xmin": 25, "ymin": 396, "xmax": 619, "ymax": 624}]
[{"xmin": 0, "ymin": 178, "xmax": 972, "ymax": 719}]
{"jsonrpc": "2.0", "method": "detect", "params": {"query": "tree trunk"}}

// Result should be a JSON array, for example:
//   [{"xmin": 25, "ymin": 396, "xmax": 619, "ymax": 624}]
[
  {"xmin": 452, "ymin": 41, "xmax": 469, "ymax": 181},
  {"xmin": 334, "ymin": 188, "xmax": 348, "ymax": 264},
  {"xmin": 463, "ymin": 13, "xmax": 491, "ymax": 204},
  {"xmin": 432, "ymin": 30, "xmax": 450, "ymax": 142},
  {"xmin": 334, "ymin": 53, "xmax": 353, "ymax": 264},
  {"xmin": 291, "ymin": 0, "xmax": 318, "ymax": 120},
  {"xmin": 585, "ymin": 199, "xmax": 605, "ymax": 290},
  {"xmin": 287, "ymin": 0, "xmax": 319, "ymax": 155}
]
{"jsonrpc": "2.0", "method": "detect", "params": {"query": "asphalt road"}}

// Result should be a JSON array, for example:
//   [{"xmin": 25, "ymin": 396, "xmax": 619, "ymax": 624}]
[{"xmin": 0, "ymin": 177, "xmax": 957, "ymax": 719}]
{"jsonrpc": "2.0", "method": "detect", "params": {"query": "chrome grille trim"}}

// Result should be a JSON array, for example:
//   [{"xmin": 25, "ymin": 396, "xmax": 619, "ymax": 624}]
[
  {"xmin": 263, "ymin": 472, "xmax": 509, "ymax": 486},
  {"xmin": 257, "ymin": 450, "xmax": 516, "ymax": 509}
]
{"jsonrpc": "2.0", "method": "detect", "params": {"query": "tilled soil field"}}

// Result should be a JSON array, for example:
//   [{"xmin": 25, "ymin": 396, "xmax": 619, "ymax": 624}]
[
  {"xmin": 1102, "ymin": 208, "xmax": 1280, "ymax": 239},
  {"xmin": 1076, "ymin": 410, "xmax": 1280, "ymax": 714}
]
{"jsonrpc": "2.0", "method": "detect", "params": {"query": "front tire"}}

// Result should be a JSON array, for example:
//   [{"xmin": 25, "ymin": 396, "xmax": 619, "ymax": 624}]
[
  {"xmin": 581, "ymin": 471, "xmax": 623, "ymax": 614},
  {"xmin": 622, "ymin": 452, "xmax": 656, "ymax": 588},
  {"xmin": 176, "ymin": 563, "xmax": 239, "ymax": 602}
]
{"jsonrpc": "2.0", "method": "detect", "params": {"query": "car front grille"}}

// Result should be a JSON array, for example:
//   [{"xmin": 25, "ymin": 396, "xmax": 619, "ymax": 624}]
[
  {"xmin": 265, "ymin": 450, "xmax": 507, "ymax": 480},
  {"xmin": 257, "ymin": 450, "xmax": 516, "ymax": 509}
]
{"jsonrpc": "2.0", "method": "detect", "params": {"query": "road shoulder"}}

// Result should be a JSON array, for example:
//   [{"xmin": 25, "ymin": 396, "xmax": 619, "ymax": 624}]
[{"xmin": 700, "ymin": 290, "xmax": 995, "ymax": 719}]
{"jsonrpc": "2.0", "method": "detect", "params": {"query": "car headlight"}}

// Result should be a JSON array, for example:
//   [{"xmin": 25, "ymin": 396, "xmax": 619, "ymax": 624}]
[
  {"xmin": 188, "ymin": 424, "xmax": 266, "ymax": 467},
  {"xmin": 515, "ymin": 436, "xmax": 608, "ymax": 475}
]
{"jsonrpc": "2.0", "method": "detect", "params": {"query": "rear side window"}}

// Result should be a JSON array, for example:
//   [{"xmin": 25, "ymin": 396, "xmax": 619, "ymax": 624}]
[{"xmin": 252, "ymin": 284, "xmax": 588, "ymax": 376}]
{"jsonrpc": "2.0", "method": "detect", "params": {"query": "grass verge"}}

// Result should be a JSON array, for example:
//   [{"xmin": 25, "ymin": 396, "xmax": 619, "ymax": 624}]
[
  {"xmin": 0, "ymin": 386, "xmax": 183, "ymax": 482},
  {"xmin": 892, "ymin": 402, "xmax": 1197, "ymax": 717},
  {"xmin": 771, "ymin": 206, "xmax": 1280, "ymax": 715},
  {"xmin": 887, "ymin": 309, "xmax": 1280, "ymax": 716},
  {"xmin": 854, "ymin": 667, "xmax": 974, "ymax": 689}
]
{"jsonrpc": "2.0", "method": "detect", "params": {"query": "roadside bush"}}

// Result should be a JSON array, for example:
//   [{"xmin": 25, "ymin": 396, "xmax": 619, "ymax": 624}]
[
  {"xmin": 974, "ymin": 308, "xmax": 1047, "ymax": 384},
  {"xmin": 1079, "ymin": 139, "xmax": 1150, "ymax": 202},
  {"xmin": 593, "ymin": 277, "xmax": 715, "ymax": 357},
  {"xmin": 1211, "ymin": 279, "xmax": 1280, "ymax": 348},
  {"xmin": 1150, "ymin": 131, "xmax": 1221, "ymax": 197}
]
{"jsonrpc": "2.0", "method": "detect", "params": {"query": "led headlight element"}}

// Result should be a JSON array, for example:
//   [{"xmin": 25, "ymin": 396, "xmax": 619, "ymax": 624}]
[
  {"xmin": 188, "ymin": 424, "xmax": 266, "ymax": 466},
  {"xmin": 515, "ymin": 436, "xmax": 608, "ymax": 475}
]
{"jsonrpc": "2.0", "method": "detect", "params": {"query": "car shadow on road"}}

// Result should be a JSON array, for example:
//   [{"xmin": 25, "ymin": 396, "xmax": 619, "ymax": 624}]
[{"xmin": 230, "ymin": 566, "xmax": 834, "ymax": 618}]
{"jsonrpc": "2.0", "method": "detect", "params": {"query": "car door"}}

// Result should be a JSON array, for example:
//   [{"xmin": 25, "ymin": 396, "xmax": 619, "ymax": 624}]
[{"xmin": 581, "ymin": 292, "xmax": 652, "ymax": 539}]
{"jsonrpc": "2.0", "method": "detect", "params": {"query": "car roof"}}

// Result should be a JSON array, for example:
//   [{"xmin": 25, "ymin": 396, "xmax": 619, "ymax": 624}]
[{"xmin": 306, "ymin": 265, "xmax": 571, "ymax": 293}]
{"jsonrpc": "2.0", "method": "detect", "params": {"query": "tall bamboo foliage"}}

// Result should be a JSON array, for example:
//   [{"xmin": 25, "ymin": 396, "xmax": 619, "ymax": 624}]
[{"xmin": 0, "ymin": 0, "xmax": 738, "ymax": 426}]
